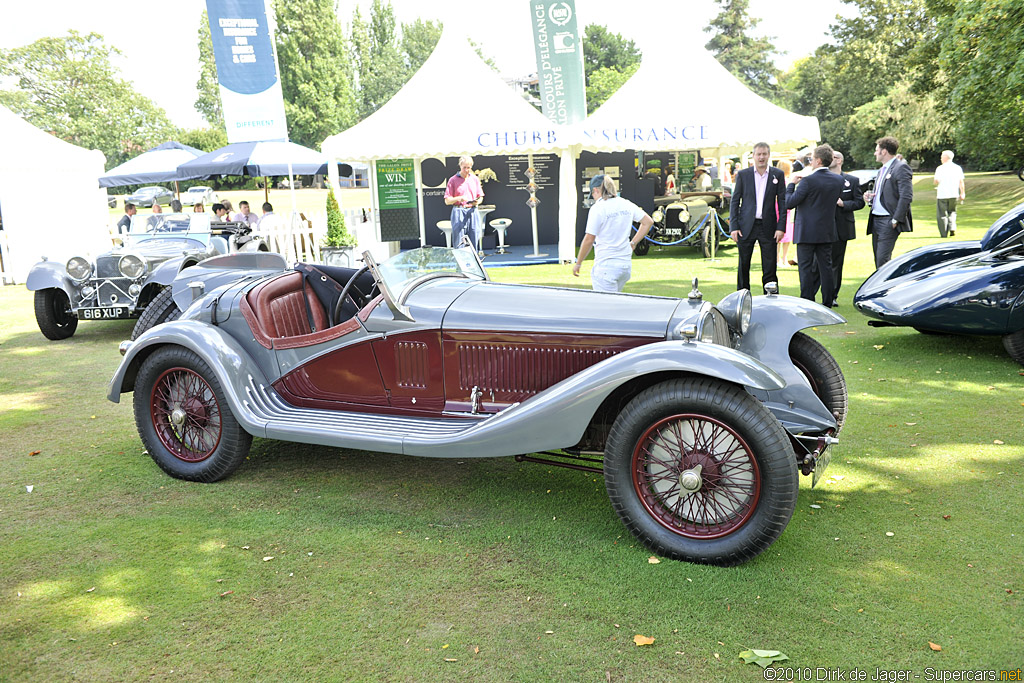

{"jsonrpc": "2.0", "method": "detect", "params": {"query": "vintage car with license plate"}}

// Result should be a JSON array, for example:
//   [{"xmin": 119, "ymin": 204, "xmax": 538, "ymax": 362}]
[
  {"xmin": 108, "ymin": 245, "xmax": 848, "ymax": 566},
  {"xmin": 26, "ymin": 213, "xmax": 268, "ymax": 341},
  {"xmin": 634, "ymin": 190, "xmax": 733, "ymax": 258},
  {"xmin": 854, "ymin": 201, "xmax": 1024, "ymax": 364}
]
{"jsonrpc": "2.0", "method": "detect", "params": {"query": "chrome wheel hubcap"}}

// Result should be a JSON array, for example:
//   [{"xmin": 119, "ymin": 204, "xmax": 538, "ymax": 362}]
[{"xmin": 679, "ymin": 464, "xmax": 703, "ymax": 496}]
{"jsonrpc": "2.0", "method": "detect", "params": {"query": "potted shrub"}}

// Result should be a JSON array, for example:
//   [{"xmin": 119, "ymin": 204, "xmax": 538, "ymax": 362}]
[{"xmin": 321, "ymin": 186, "xmax": 357, "ymax": 266}]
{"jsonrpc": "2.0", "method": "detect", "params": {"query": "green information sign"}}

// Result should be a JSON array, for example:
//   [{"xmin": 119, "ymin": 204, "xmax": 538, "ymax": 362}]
[
  {"xmin": 530, "ymin": 1, "xmax": 587, "ymax": 125},
  {"xmin": 676, "ymin": 151, "xmax": 699, "ymax": 188},
  {"xmin": 375, "ymin": 159, "xmax": 417, "ymax": 210},
  {"xmin": 375, "ymin": 158, "xmax": 419, "ymax": 241}
]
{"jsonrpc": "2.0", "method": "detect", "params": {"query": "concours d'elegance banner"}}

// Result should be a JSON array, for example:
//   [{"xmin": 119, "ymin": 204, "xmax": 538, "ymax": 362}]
[
  {"xmin": 529, "ymin": 0, "xmax": 587, "ymax": 125},
  {"xmin": 206, "ymin": 0, "xmax": 288, "ymax": 143},
  {"xmin": 375, "ymin": 159, "xmax": 419, "ymax": 241}
]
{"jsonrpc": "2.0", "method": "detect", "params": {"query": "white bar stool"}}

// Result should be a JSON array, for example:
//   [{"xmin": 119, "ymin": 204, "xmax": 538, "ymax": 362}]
[
  {"xmin": 489, "ymin": 218, "xmax": 511, "ymax": 255},
  {"xmin": 436, "ymin": 220, "xmax": 452, "ymax": 247}
]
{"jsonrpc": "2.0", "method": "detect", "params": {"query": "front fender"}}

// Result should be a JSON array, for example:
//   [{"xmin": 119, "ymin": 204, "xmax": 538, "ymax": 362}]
[
  {"xmin": 25, "ymin": 261, "xmax": 76, "ymax": 299},
  {"xmin": 108, "ymin": 320, "xmax": 272, "ymax": 437},
  {"xmin": 406, "ymin": 340, "xmax": 786, "ymax": 457},
  {"xmin": 737, "ymin": 294, "xmax": 845, "ymax": 433}
]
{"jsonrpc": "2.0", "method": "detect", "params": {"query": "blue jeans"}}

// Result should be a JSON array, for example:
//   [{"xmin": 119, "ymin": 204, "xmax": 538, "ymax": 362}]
[{"xmin": 450, "ymin": 207, "xmax": 481, "ymax": 250}]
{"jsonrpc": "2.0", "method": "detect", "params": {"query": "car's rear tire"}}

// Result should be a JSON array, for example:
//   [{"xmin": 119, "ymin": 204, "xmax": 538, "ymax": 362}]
[
  {"xmin": 1002, "ymin": 329, "xmax": 1024, "ymax": 365},
  {"xmin": 604, "ymin": 378, "xmax": 797, "ymax": 566},
  {"xmin": 789, "ymin": 332, "xmax": 848, "ymax": 430},
  {"xmin": 134, "ymin": 346, "xmax": 252, "ymax": 482},
  {"xmin": 131, "ymin": 287, "xmax": 181, "ymax": 340},
  {"xmin": 34, "ymin": 289, "xmax": 78, "ymax": 340}
]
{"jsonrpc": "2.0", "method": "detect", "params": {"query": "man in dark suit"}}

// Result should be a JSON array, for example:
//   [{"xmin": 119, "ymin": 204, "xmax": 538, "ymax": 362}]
[
  {"xmin": 864, "ymin": 136, "xmax": 914, "ymax": 268},
  {"xmin": 729, "ymin": 142, "xmax": 787, "ymax": 292},
  {"xmin": 786, "ymin": 144, "xmax": 846, "ymax": 305},
  {"xmin": 829, "ymin": 151, "xmax": 864, "ymax": 305}
]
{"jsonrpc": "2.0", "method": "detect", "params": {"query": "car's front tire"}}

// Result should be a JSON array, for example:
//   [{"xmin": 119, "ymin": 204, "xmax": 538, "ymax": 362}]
[
  {"xmin": 130, "ymin": 287, "xmax": 181, "ymax": 340},
  {"xmin": 604, "ymin": 378, "xmax": 797, "ymax": 566},
  {"xmin": 34, "ymin": 289, "xmax": 78, "ymax": 340},
  {"xmin": 1002, "ymin": 329, "xmax": 1024, "ymax": 365},
  {"xmin": 789, "ymin": 332, "xmax": 848, "ymax": 430},
  {"xmin": 134, "ymin": 346, "xmax": 252, "ymax": 482}
]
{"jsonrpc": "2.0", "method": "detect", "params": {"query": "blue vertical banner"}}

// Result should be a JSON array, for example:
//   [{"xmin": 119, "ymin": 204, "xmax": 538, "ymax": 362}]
[
  {"xmin": 530, "ymin": 1, "xmax": 587, "ymax": 125},
  {"xmin": 206, "ymin": 0, "xmax": 289, "ymax": 142}
]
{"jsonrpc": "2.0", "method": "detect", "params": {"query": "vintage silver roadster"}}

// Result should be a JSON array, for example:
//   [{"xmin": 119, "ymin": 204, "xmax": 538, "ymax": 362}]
[
  {"xmin": 26, "ymin": 213, "xmax": 268, "ymax": 340},
  {"xmin": 108, "ymin": 245, "xmax": 847, "ymax": 566}
]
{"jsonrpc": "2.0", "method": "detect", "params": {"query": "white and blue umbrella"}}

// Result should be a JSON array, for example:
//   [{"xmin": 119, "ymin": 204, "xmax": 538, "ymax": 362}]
[
  {"xmin": 175, "ymin": 140, "xmax": 331, "ymax": 179},
  {"xmin": 99, "ymin": 141, "xmax": 206, "ymax": 187}
]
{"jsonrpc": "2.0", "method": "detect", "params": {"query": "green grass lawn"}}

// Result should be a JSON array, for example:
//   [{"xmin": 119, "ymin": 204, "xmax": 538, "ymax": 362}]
[{"xmin": 4, "ymin": 173, "xmax": 1023, "ymax": 681}]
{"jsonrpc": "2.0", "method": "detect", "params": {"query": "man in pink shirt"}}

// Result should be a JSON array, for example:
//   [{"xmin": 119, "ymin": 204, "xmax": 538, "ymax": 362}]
[
  {"xmin": 728, "ymin": 142, "xmax": 787, "ymax": 292},
  {"xmin": 444, "ymin": 155, "xmax": 484, "ymax": 251}
]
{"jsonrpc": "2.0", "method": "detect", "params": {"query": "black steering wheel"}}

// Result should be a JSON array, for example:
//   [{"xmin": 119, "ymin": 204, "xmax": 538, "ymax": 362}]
[{"xmin": 333, "ymin": 265, "xmax": 369, "ymax": 325}]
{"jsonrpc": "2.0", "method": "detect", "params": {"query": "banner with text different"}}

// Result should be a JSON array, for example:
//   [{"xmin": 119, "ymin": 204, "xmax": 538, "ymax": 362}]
[{"xmin": 206, "ymin": 0, "xmax": 289, "ymax": 143}]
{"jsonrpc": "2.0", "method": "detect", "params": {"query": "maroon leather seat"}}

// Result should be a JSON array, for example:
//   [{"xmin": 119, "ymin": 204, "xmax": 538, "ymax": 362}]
[{"xmin": 246, "ymin": 272, "xmax": 328, "ymax": 340}]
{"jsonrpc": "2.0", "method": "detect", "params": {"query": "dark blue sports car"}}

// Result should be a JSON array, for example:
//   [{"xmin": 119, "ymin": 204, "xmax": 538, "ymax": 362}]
[{"xmin": 854, "ymin": 201, "xmax": 1024, "ymax": 364}]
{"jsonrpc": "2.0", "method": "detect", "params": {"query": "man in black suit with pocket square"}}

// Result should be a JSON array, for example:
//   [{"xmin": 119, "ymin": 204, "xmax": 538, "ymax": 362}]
[
  {"xmin": 864, "ymin": 136, "xmax": 914, "ymax": 268},
  {"xmin": 729, "ymin": 142, "xmax": 787, "ymax": 292},
  {"xmin": 829, "ymin": 151, "xmax": 865, "ymax": 305},
  {"xmin": 786, "ymin": 144, "xmax": 846, "ymax": 306}
]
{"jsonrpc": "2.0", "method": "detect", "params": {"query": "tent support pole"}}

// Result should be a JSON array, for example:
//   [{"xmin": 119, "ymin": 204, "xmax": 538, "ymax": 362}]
[
  {"xmin": 414, "ymin": 157, "xmax": 426, "ymax": 246},
  {"xmin": 524, "ymin": 153, "xmax": 548, "ymax": 259}
]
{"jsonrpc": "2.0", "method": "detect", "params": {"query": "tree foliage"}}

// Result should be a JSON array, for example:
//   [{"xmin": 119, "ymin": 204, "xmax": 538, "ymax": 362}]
[
  {"xmin": 778, "ymin": 0, "xmax": 953, "ymax": 167},
  {"xmin": 323, "ymin": 186, "xmax": 356, "ymax": 247},
  {"xmin": 349, "ymin": 0, "xmax": 407, "ymax": 118},
  {"xmin": 704, "ymin": 0, "xmax": 781, "ymax": 101},
  {"xmin": 582, "ymin": 25, "xmax": 642, "ymax": 113},
  {"xmin": 937, "ymin": 0, "xmax": 1024, "ymax": 167},
  {"xmin": 178, "ymin": 127, "xmax": 228, "ymax": 153},
  {"xmin": 194, "ymin": 10, "xmax": 223, "ymax": 129},
  {"xmin": 0, "ymin": 31, "xmax": 177, "ymax": 169},
  {"xmin": 583, "ymin": 25, "xmax": 641, "ymax": 77},
  {"xmin": 586, "ymin": 64, "xmax": 639, "ymax": 114},
  {"xmin": 401, "ymin": 18, "xmax": 443, "ymax": 74},
  {"xmin": 274, "ymin": 0, "xmax": 358, "ymax": 148}
]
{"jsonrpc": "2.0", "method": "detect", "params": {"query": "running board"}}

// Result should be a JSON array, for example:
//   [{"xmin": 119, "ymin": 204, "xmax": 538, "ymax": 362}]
[{"xmin": 242, "ymin": 377, "xmax": 482, "ymax": 455}]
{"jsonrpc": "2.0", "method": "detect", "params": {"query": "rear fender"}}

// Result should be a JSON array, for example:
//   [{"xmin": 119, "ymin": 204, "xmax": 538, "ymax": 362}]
[{"xmin": 147, "ymin": 257, "xmax": 197, "ymax": 288}]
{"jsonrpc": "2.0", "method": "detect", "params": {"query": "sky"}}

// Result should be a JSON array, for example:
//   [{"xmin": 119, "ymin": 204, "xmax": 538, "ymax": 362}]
[{"xmin": 0, "ymin": 0, "xmax": 855, "ymax": 130}]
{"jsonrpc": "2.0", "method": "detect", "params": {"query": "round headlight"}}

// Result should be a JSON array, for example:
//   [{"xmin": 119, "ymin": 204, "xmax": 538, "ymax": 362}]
[
  {"xmin": 118, "ymin": 254, "xmax": 146, "ymax": 279},
  {"xmin": 66, "ymin": 257, "xmax": 92, "ymax": 282},
  {"xmin": 739, "ymin": 294, "xmax": 752, "ymax": 334},
  {"xmin": 716, "ymin": 289, "xmax": 752, "ymax": 335}
]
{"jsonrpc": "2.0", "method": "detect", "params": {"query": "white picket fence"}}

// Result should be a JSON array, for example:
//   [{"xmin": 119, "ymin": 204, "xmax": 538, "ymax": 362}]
[{"xmin": 254, "ymin": 208, "xmax": 370, "ymax": 263}]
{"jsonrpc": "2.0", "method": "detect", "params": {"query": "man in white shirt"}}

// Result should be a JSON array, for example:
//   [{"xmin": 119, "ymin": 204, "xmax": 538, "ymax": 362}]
[
  {"xmin": 573, "ymin": 174, "xmax": 653, "ymax": 292},
  {"xmin": 933, "ymin": 150, "xmax": 966, "ymax": 237}
]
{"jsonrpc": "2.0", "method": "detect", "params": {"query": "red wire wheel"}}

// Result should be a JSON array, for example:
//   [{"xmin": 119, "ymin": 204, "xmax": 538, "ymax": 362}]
[
  {"xmin": 149, "ymin": 367, "xmax": 223, "ymax": 463},
  {"xmin": 631, "ymin": 413, "xmax": 760, "ymax": 539}
]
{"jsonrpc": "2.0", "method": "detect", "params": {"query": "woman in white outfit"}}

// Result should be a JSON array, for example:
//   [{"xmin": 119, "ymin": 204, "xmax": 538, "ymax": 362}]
[{"xmin": 573, "ymin": 174, "xmax": 654, "ymax": 292}]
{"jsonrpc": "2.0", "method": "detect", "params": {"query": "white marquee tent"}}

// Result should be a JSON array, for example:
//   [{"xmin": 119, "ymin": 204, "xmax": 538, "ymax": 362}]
[
  {"xmin": 321, "ymin": 30, "xmax": 579, "ymax": 257},
  {"xmin": 577, "ymin": 41, "xmax": 820, "ymax": 157},
  {"xmin": 0, "ymin": 106, "xmax": 110, "ymax": 284}
]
